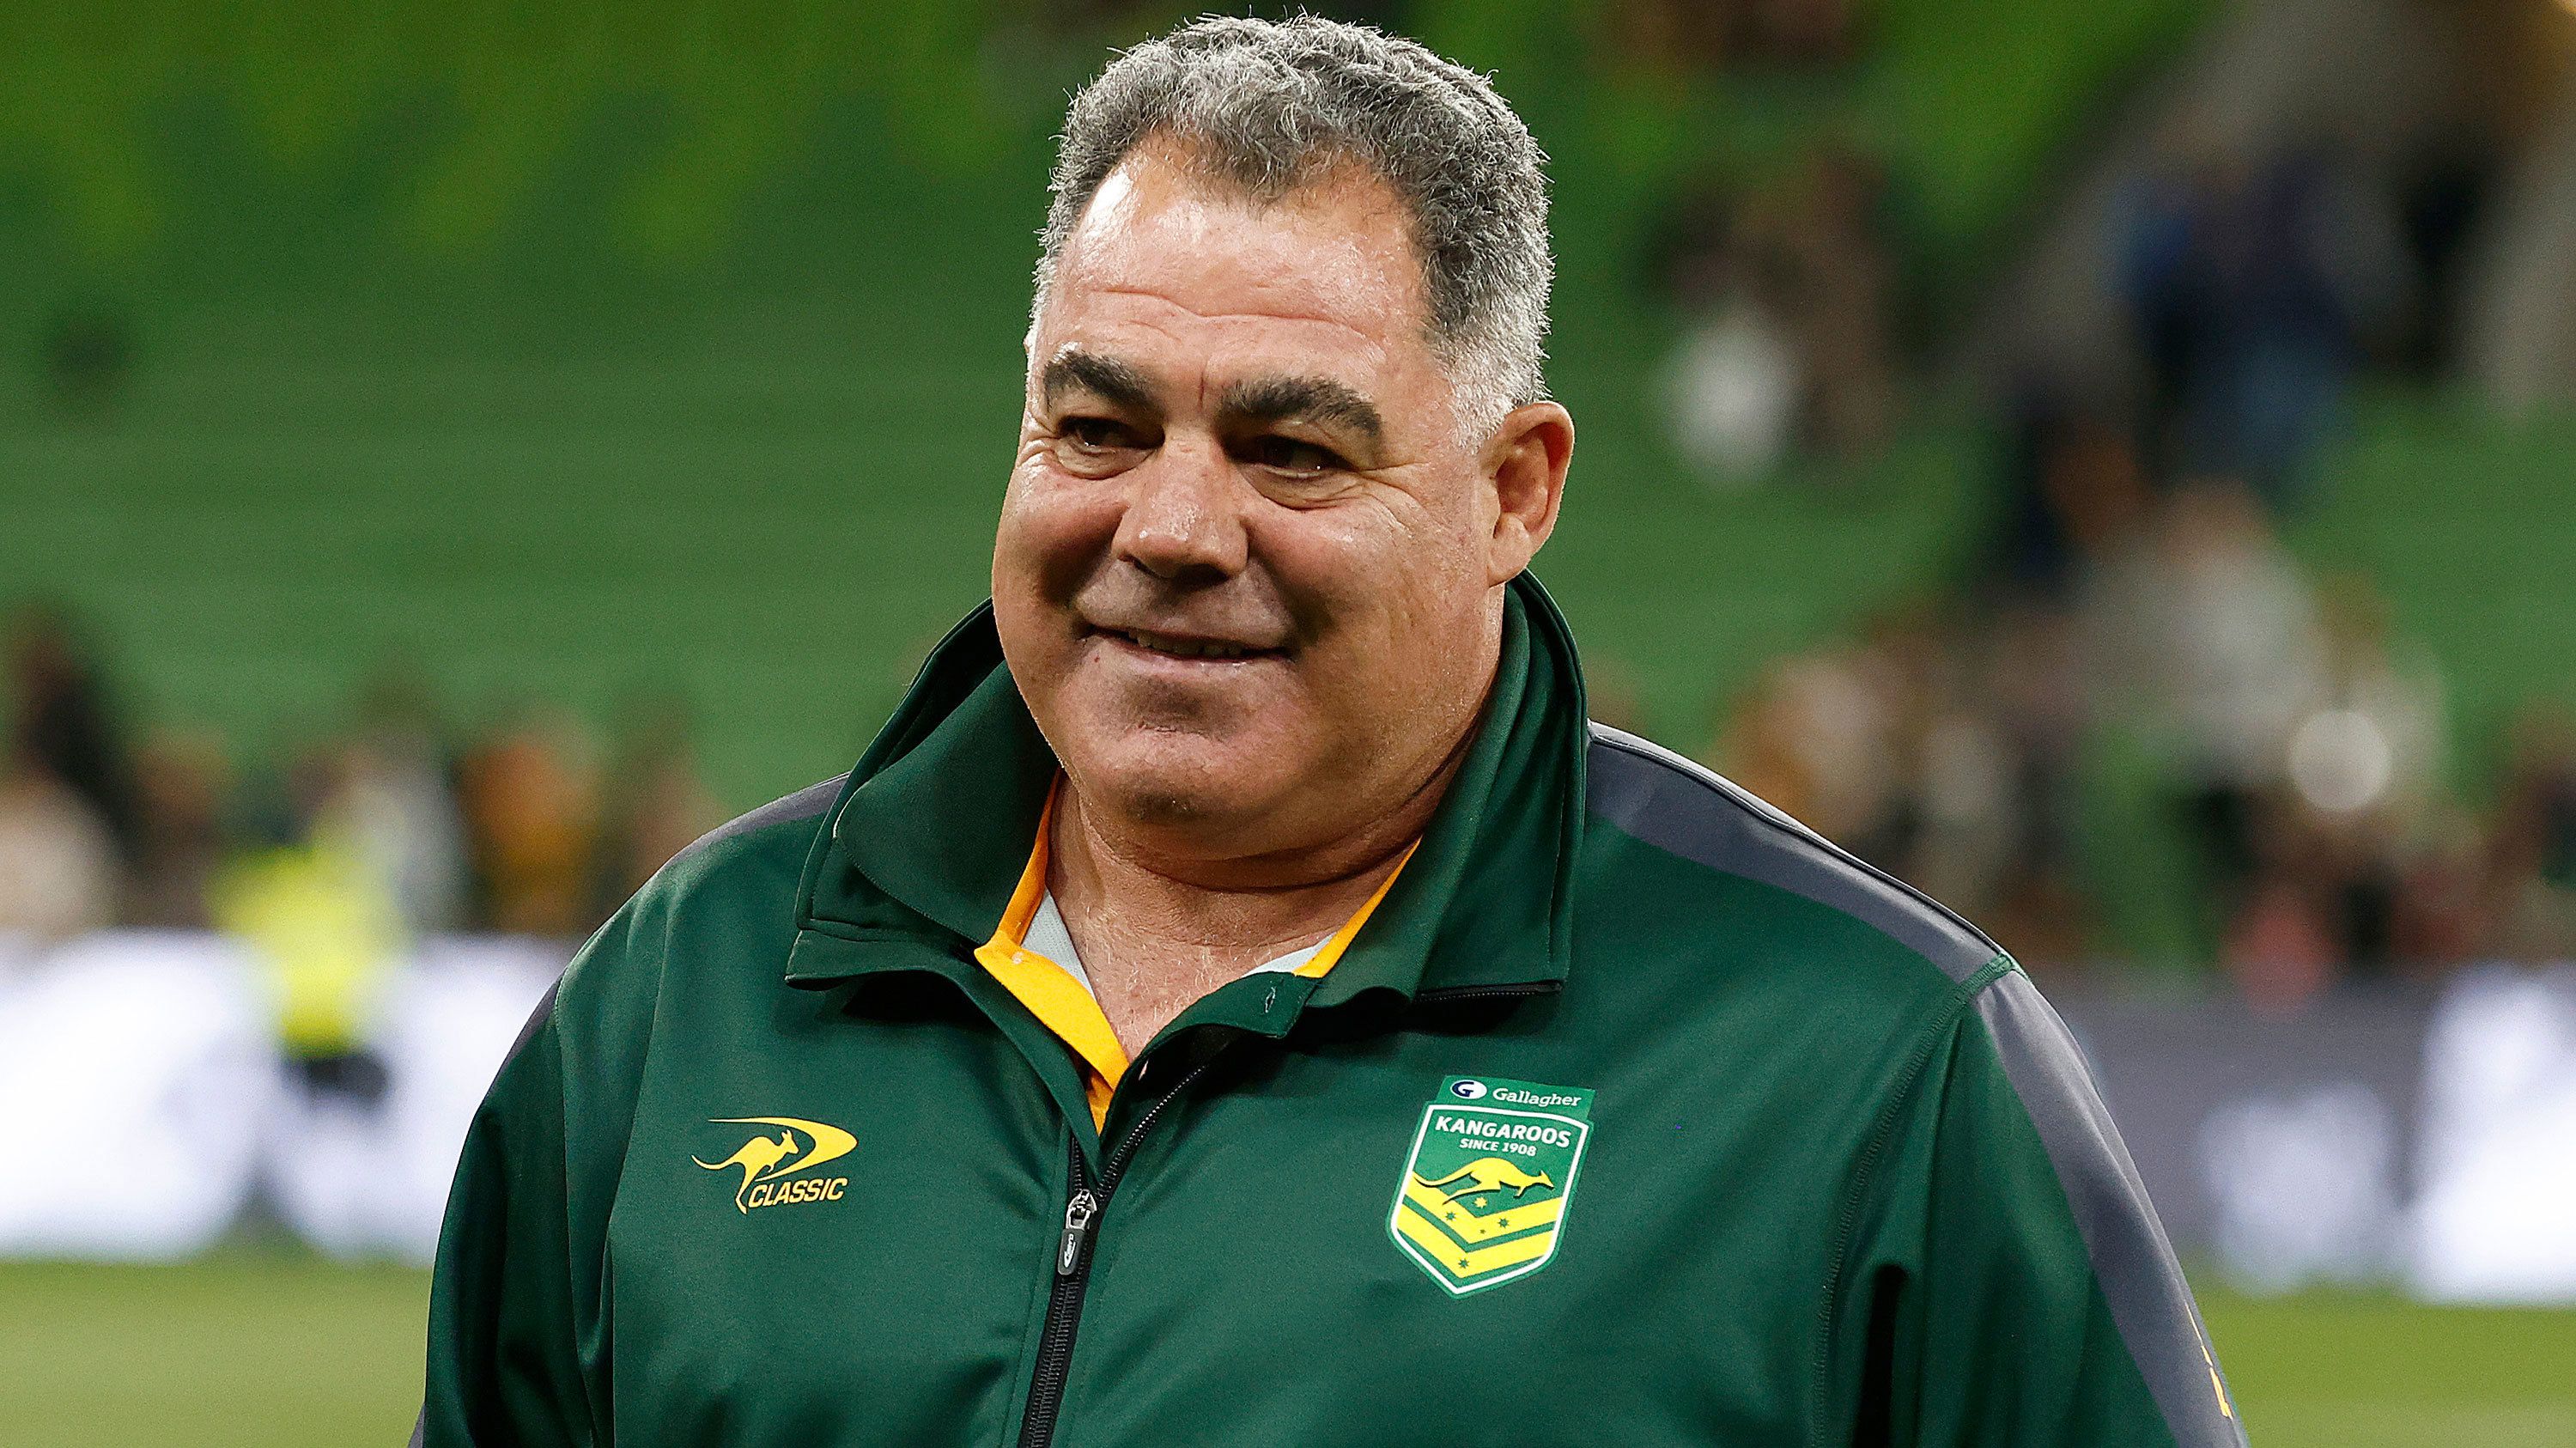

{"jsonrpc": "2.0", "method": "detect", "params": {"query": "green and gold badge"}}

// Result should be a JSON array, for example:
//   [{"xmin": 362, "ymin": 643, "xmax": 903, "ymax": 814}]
[{"xmin": 1387, "ymin": 1076, "xmax": 1592, "ymax": 1296}]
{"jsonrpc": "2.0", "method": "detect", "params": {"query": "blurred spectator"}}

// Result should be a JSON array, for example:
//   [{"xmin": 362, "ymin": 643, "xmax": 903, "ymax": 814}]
[
  {"xmin": 1972, "ymin": 603, "xmax": 2097, "ymax": 969},
  {"xmin": 2221, "ymin": 794, "xmax": 2345, "ymax": 1012},
  {"xmin": 1762, "ymin": 139, "xmax": 1903, "ymax": 459},
  {"xmin": 125, "ymin": 729, "xmax": 234, "ymax": 928},
  {"xmin": 2286, "ymin": 575, "xmax": 2448, "ymax": 830},
  {"xmin": 1988, "ymin": 386, "xmax": 2154, "ymax": 606},
  {"xmin": 1655, "ymin": 189, "xmax": 1802, "ymax": 484},
  {"xmin": 592, "ymin": 696, "xmax": 723, "ymax": 916},
  {"xmin": 1880, "ymin": 629, "xmax": 2011, "ymax": 914},
  {"xmin": 2117, "ymin": 143, "xmax": 2409, "ymax": 506},
  {"xmin": 1710, "ymin": 599, "xmax": 2097, "ymax": 968},
  {"xmin": 313, "ymin": 675, "xmax": 468, "ymax": 937},
  {"xmin": 459, "ymin": 712, "xmax": 601, "ymax": 937},
  {"xmin": 213, "ymin": 827, "xmax": 401, "ymax": 1110},
  {"xmin": 2082, "ymin": 481, "xmax": 2327, "ymax": 931},
  {"xmin": 1653, "ymin": 141, "xmax": 1905, "ymax": 482},
  {"xmin": 7, "ymin": 603, "xmax": 141, "ymax": 863},
  {"xmin": 2252, "ymin": 575, "xmax": 2453, "ymax": 977},
  {"xmin": 2385, "ymin": 809, "xmax": 2492, "ymax": 970},
  {"xmin": 1714, "ymin": 639, "xmax": 1900, "ymax": 847},
  {"xmin": 0, "ymin": 746, "xmax": 118, "ymax": 938},
  {"xmin": 2393, "ymin": 133, "xmax": 2495, "ymax": 375},
  {"xmin": 2485, "ymin": 704, "xmax": 2576, "ymax": 961}
]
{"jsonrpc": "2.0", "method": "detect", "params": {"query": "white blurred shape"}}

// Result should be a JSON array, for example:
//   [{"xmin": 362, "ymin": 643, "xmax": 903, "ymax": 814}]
[
  {"xmin": 2408, "ymin": 964, "xmax": 2576, "ymax": 1304},
  {"xmin": 0, "ymin": 932, "xmax": 270, "ymax": 1259},
  {"xmin": 0, "ymin": 931, "xmax": 563, "ymax": 1263},
  {"xmin": 2195, "ymin": 1080, "xmax": 2399, "ymax": 1293},
  {"xmin": 2288, "ymin": 707, "xmax": 2395, "ymax": 813},
  {"xmin": 1664, "ymin": 305, "xmax": 1800, "ymax": 485}
]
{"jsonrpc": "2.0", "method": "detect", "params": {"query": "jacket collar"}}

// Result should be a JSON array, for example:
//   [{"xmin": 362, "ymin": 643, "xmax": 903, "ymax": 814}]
[{"xmin": 788, "ymin": 575, "xmax": 1589, "ymax": 1003}]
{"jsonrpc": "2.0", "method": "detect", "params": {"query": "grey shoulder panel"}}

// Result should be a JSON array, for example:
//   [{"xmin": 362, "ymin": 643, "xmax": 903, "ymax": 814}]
[
  {"xmin": 1974, "ymin": 968, "xmax": 2247, "ymax": 1447},
  {"xmin": 665, "ymin": 772, "xmax": 848, "ymax": 872},
  {"xmin": 500, "ymin": 975, "xmax": 564, "ymax": 1074},
  {"xmin": 1583, "ymin": 725, "xmax": 2002, "ymax": 983},
  {"xmin": 692, "ymin": 773, "xmax": 848, "ymax": 853}
]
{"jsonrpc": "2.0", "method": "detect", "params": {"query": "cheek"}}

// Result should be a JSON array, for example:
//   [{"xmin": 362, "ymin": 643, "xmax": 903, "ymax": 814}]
[
  {"xmin": 996, "ymin": 466, "xmax": 1120, "ymax": 608},
  {"xmin": 1269, "ymin": 509, "xmax": 1485, "ymax": 678}
]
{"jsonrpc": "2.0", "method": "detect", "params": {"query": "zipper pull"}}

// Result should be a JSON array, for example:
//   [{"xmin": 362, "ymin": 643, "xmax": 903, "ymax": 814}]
[{"xmin": 1056, "ymin": 1189, "xmax": 1100, "ymax": 1276}]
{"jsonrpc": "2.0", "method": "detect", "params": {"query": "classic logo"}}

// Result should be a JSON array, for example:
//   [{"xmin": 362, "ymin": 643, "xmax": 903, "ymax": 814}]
[
  {"xmin": 691, "ymin": 1116, "xmax": 857, "ymax": 1214},
  {"xmin": 1387, "ymin": 1076, "xmax": 1593, "ymax": 1296}
]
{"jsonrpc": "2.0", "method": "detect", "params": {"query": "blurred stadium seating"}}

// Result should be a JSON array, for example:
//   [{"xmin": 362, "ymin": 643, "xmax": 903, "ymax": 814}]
[{"xmin": 0, "ymin": 0, "xmax": 2220, "ymax": 806}]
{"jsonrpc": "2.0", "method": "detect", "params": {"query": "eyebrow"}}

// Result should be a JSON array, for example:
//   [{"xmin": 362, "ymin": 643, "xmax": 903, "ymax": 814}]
[
  {"xmin": 1039, "ymin": 350, "xmax": 1156, "ymax": 411},
  {"xmin": 1038, "ymin": 348, "xmax": 1385, "ymax": 444},
  {"xmin": 1218, "ymin": 374, "xmax": 1383, "ymax": 442}
]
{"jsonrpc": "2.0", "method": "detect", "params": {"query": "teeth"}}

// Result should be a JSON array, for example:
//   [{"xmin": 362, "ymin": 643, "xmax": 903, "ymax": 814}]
[{"xmin": 1124, "ymin": 630, "xmax": 1249, "ymax": 660}]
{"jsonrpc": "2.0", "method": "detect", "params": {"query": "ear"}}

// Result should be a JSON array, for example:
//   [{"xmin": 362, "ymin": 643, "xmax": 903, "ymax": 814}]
[{"xmin": 1479, "ymin": 401, "xmax": 1575, "ymax": 585}]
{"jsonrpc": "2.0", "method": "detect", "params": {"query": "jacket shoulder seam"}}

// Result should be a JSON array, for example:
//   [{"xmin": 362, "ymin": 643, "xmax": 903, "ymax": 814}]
[
  {"xmin": 1586, "ymin": 726, "xmax": 2007, "ymax": 978},
  {"xmin": 666, "ymin": 774, "xmax": 847, "ymax": 873}
]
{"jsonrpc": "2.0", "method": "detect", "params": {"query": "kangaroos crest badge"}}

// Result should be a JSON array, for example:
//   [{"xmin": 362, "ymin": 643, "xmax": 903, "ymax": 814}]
[{"xmin": 1388, "ymin": 1076, "xmax": 1593, "ymax": 1296}]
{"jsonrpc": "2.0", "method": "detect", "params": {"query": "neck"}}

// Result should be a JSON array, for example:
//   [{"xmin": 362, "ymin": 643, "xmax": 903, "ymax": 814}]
[
  {"xmin": 1051, "ymin": 736, "xmax": 1461, "ymax": 960},
  {"xmin": 1046, "ymin": 751, "xmax": 1458, "ymax": 1058}
]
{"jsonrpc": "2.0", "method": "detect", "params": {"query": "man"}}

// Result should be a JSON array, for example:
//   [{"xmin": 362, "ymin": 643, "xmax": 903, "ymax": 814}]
[{"xmin": 422, "ymin": 17, "xmax": 2246, "ymax": 1447}]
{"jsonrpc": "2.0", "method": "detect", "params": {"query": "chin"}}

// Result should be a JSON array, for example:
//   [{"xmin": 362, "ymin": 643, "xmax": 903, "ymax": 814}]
[{"xmin": 1075, "ymin": 730, "xmax": 1290, "ymax": 835}]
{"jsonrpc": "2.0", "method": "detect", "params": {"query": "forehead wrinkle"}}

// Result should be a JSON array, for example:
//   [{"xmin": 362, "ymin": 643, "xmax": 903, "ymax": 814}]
[
  {"xmin": 1089, "ymin": 285, "xmax": 1388, "ymax": 350},
  {"xmin": 1061, "ymin": 289, "xmax": 1400, "ymax": 418},
  {"xmin": 1042, "ymin": 292, "xmax": 1405, "ymax": 427}
]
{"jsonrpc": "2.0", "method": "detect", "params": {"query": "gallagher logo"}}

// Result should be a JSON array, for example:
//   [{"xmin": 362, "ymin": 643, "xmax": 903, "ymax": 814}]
[{"xmin": 691, "ymin": 1116, "xmax": 856, "ymax": 1214}]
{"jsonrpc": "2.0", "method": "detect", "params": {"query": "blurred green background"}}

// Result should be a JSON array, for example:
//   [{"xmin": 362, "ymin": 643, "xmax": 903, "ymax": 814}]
[{"xmin": 0, "ymin": 0, "xmax": 2221, "ymax": 806}]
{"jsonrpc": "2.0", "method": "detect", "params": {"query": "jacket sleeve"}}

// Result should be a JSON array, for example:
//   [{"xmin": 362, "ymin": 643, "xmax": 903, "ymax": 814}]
[
  {"xmin": 416, "ymin": 976, "xmax": 600, "ymax": 1447},
  {"xmin": 1827, "ymin": 964, "xmax": 2247, "ymax": 1448}
]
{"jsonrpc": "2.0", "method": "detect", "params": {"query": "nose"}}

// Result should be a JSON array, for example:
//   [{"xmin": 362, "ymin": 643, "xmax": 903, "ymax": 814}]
[{"xmin": 1113, "ymin": 435, "xmax": 1248, "ymax": 583}]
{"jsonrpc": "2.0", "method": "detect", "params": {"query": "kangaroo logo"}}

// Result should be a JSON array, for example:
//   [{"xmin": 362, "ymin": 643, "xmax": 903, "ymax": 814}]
[
  {"xmin": 691, "ymin": 1116, "xmax": 857, "ymax": 1214},
  {"xmin": 1388, "ymin": 1076, "xmax": 1594, "ymax": 1296},
  {"xmin": 1413, "ymin": 1156, "xmax": 1556, "ymax": 1201}
]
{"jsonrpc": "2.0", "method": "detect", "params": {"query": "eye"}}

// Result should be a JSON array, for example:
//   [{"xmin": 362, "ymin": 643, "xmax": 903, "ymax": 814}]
[
  {"xmin": 1050, "ymin": 415, "xmax": 1148, "ymax": 476},
  {"xmin": 1060, "ymin": 416, "xmax": 1138, "ymax": 452},
  {"xmin": 1246, "ymin": 435, "xmax": 1346, "ymax": 478}
]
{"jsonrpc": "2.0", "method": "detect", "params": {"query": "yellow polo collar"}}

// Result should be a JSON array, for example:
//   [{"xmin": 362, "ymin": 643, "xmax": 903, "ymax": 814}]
[{"xmin": 972, "ymin": 777, "xmax": 1414, "ymax": 1128}]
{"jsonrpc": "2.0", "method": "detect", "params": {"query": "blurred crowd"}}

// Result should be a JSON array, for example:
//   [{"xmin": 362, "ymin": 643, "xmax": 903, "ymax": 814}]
[
  {"xmin": 1710, "ymin": 477, "xmax": 2576, "ymax": 1003},
  {"xmin": 1676, "ymin": 92, "xmax": 2576, "ymax": 1004},
  {"xmin": 0, "ymin": 605, "xmax": 722, "ymax": 946}
]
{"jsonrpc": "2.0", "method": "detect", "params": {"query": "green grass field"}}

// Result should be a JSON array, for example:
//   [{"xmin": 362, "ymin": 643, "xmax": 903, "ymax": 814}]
[{"xmin": 0, "ymin": 1256, "xmax": 2568, "ymax": 1445}]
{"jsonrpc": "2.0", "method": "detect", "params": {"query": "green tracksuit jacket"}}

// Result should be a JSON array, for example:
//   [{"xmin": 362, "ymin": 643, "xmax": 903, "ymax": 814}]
[{"xmin": 420, "ymin": 577, "xmax": 2247, "ymax": 1448}]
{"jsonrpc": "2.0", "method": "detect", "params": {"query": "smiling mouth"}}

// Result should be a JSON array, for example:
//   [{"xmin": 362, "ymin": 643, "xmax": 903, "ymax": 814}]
[{"xmin": 1097, "ymin": 627, "xmax": 1279, "ymax": 661}]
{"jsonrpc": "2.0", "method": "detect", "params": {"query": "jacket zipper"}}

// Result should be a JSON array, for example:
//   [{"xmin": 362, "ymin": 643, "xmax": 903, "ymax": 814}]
[
  {"xmin": 1412, "ymin": 981, "xmax": 1559, "ymax": 1004},
  {"xmin": 1012, "ymin": 983, "xmax": 1552, "ymax": 1443},
  {"xmin": 1016, "ymin": 1045, "xmax": 1231, "ymax": 1448}
]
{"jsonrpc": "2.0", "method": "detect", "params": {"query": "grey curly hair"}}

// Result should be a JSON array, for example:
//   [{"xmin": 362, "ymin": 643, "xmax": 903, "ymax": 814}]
[{"xmin": 1034, "ymin": 15, "xmax": 1554, "ymax": 430}]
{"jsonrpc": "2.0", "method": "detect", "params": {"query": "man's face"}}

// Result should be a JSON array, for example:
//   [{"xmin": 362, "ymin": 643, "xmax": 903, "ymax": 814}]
[{"xmin": 993, "ymin": 145, "xmax": 1563, "ymax": 856}]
